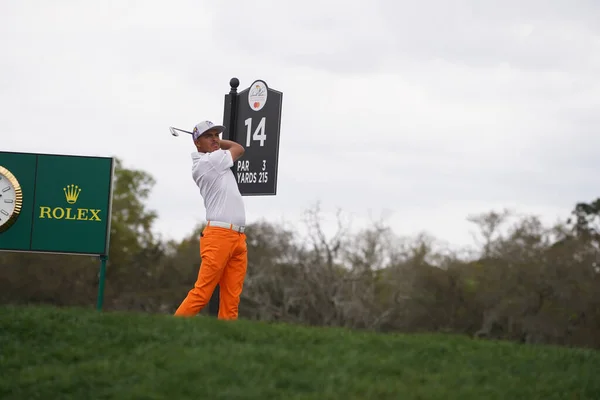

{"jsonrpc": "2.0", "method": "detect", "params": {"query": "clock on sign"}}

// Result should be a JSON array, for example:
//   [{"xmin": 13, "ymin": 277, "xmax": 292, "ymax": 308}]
[{"xmin": 0, "ymin": 166, "xmax": 23, "ymax": 233}]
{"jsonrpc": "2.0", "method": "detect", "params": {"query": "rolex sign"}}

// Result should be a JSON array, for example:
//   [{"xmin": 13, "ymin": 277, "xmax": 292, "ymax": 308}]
[
  {"xmin": 38, "ymin": 184, "xmax": 103, "ymax": 222},
  {"xmin": 0, "ymin": 151, "xmax": 114, "ymax": 257}
]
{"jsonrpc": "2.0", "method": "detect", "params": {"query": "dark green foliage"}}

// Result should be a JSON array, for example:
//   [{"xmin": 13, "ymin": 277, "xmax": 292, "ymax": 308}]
[{"xmin": 1, "ymin": 158, "xmax": 600, "ymax": 351}]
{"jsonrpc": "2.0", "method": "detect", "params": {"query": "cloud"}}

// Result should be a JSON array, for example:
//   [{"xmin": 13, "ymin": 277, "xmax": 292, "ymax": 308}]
[
  {"xmin": 207, "ymin": 0, "xmax": 600, "ymax": 74},
  {"xmin": 1, "ymin": 0, "xmax": 598, "ymax": 251}
]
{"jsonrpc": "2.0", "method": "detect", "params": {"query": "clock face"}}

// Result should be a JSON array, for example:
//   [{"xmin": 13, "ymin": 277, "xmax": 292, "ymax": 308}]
[{"xmin": 0, "ymin": 166, "xmax": 23, "ymax": 233}]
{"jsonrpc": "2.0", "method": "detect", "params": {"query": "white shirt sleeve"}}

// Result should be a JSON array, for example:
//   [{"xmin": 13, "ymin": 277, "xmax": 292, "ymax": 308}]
[{"xmin": 207, "ymin": 149, "xmax": 234, "ymax": 172}]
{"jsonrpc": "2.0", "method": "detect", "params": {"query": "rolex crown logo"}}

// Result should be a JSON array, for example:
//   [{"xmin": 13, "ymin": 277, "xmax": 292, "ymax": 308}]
[{"xmin": 63, "ymin": 184, "xmax": 81, "ymax": 204}]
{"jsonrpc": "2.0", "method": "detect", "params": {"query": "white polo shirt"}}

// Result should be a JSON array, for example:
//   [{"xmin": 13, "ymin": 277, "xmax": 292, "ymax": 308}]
[{"xmin": 191, "ymin": 149, "xmax": 246, "ymax": 227}]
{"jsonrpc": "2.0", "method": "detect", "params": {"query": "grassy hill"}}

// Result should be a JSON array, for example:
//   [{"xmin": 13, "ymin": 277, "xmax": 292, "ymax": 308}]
[{"xmin": 1, "ymin": 305, "xmax": 599, "ymax": 399}]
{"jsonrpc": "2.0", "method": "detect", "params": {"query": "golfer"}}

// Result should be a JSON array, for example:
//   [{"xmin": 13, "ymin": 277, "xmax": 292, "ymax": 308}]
[{"xmin": 174, "ymin": 120, "xmax": 248, "ymax": 320}]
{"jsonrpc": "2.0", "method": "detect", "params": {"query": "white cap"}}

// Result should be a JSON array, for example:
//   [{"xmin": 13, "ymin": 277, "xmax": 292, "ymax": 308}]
[{"xmin": 192, "ymin": 120, "xmax": 226, "ymax": 140}]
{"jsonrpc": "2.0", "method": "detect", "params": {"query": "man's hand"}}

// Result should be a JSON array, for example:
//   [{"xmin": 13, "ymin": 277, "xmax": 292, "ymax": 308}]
[{"xmin": 220, "ymin": 140, "xmax": 245, "ymax": 161}]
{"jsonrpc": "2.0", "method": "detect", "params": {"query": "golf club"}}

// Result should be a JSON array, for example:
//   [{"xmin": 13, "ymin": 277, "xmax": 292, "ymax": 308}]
[{"xmin": 169, "ymin": 126, "xmax": 193, "ymax": 137}]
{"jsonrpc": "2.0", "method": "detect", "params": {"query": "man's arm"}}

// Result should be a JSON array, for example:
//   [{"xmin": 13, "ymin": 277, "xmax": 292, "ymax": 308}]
[{"xmin": 220, "ymin": 139, "xmax": 245, "ymax": 161}]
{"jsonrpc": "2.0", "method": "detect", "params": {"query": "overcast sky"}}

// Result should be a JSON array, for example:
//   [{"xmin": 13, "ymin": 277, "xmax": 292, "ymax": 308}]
[{"xmin": 1, "ymin": 1, "xmax": 599, "ymax": 252}]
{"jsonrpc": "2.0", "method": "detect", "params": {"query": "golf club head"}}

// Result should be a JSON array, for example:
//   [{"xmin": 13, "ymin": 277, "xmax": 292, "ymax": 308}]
[{"xmin": 170, "ymin": 126, "xmax": 194, "ymax": 138}]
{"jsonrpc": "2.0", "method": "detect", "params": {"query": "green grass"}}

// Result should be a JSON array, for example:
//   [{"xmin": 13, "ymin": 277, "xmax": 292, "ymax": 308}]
[{"xmin": 1, "ymin": 305, "xmax": 599, "ymax": 399}]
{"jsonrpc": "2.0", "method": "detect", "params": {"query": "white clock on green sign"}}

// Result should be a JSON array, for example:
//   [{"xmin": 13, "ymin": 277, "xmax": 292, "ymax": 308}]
[{"xmin": 0, "ymin": 166, "xmax": 23, "ymax": 233}]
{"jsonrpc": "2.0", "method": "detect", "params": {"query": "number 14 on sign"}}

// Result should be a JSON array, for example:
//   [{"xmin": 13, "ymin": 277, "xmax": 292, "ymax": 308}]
[{"xmin": 245, "ymin": 117, "xmax": 266, "ymax": 147}]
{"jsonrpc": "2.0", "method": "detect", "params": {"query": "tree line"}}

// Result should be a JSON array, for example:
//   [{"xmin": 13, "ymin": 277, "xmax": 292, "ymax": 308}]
[{"xmin": 1, "ymin": 158, "xmax": 599, "ymax": 350}]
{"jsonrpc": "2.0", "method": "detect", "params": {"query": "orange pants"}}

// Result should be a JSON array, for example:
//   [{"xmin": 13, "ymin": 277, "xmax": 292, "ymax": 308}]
[{"xmin": 174, "ymin": 226, "xmax": 248, "ymax": 319}]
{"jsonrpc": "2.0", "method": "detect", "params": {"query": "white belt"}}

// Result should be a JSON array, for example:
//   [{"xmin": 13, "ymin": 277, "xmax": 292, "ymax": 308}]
[{"xmin": 207, "ymin": 220, "xmax": 245, "ymax": 233}]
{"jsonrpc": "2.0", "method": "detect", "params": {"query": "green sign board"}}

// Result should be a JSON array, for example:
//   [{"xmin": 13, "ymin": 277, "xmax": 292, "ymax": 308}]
[
  {"xmin": 0, "ymin": 151, "xmax": 114, "ymax": 255},
  {"xmin": 0, "ymin": 150, "xmax": 114, "ymax": 310}
]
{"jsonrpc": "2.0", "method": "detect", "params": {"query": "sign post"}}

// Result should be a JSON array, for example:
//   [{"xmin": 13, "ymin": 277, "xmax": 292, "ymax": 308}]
[
  {"xmin": 0, "ymin": 151, "xmax": 114, "ymax": 311},
  {"xmin": 224, "ymin": 77, "xmax": 283, "ymax": 196},
  {"xmin": 208, "ymin": 77, "xmax": 284, "ymax": 315}
]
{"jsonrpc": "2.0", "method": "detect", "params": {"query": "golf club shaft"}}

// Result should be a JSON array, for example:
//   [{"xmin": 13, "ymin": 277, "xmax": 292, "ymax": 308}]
[{"xmin": 171, "ymin": 127, "xmax": 193, "ymax": 135}]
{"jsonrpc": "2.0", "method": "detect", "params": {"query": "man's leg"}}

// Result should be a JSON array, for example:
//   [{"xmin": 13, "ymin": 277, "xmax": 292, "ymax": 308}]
[
  {"xmin": 174, "ymin": 228, "xmax": 232, "ymax": 316},
  {"xmin": 218, "ymin": 233, "xmax": 248, "ymax": 320}
]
